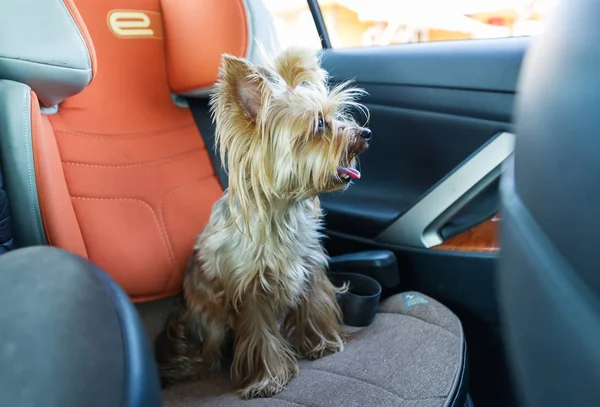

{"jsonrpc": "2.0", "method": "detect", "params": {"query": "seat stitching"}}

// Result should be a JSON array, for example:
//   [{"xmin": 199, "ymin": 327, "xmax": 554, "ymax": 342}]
[
  {"xmin": 62, "ymin": 147, "xmax": 204, "ymax": 168},
  {"xmin": 0, "ymin": 56, "xmax": 91, "ymax": 72},
  {"xmin": 54, "ymin": 123, "xmax": 196, "ymax": 139},
  {"xmin": 31, "ymin": 112, "xmax": 51, "ymax": 245},
  {"xmin": 301, "ymin": 367, "xmax": 447, "ymax": 401},
  {"xmin": 158, "ymin": 178, "xmax": 221, "ymax": 291},
  {"xmin": 377, "ymin": 310, "xmax": 460, "ymax": 339},
  {"xmin": 20, "ymin": 88, "xmax": 45, "ymax": 243},
  {"xmin": 70, "ymin": 196, "xmax": 178, "ymax": 271}
]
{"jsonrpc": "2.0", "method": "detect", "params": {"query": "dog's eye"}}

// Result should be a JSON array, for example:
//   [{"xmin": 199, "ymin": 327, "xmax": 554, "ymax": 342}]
[{"xmin": 317, "ymin": 117, "xmax": 325, "ymax": 131}]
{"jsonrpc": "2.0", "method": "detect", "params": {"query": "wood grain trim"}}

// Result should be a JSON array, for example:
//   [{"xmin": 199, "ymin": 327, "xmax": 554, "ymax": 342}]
[{"xmin": 433, "ymin": 213, "xmax": 501, "ymax": 253}]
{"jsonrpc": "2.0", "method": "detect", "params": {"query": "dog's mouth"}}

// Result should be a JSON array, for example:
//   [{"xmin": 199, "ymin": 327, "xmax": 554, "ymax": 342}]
[
  {"xmin": 337, "ymin": 166, "xmax": 360, "ymax": 182},
  {"xmin": 336, "ymin": 137, "xmax": 368, "ymax": 184}
]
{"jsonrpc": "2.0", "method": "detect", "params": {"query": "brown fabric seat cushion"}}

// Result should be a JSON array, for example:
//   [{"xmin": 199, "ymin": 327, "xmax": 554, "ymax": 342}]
[{"xmin": 162, "ymin": 292, "xmax": 465, "ymax": 407}]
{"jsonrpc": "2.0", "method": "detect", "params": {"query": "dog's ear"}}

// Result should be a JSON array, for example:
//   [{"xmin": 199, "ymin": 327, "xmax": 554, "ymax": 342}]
[
  {"xmin": 273, "ymin": 47, "xmax": 327, "ymax": 87},
  {"xmin": 220, "ymin": 54, "xmax": 269, "ymax": 121}
]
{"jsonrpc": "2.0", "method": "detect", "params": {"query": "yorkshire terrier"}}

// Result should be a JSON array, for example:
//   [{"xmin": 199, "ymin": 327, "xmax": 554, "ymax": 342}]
[{"xmin": 157, "ymin": 47, "xmax": 371, "ymax": 398}]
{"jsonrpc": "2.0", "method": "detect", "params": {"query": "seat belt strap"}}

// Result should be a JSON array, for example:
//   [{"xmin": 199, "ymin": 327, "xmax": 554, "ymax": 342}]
[{"xmin": 187, "ymin": 97, "xmax": 228, "ymax": 189}]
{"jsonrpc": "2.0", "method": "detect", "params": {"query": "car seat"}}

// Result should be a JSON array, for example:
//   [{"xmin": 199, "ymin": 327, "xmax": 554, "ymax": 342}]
[
  {"xmin": 498, "ymin": 0, "xmax": 600, "ymax": 406},
  {"xmin": 0, "ymin": 1, "xmax": 471, "ymax": 406}
]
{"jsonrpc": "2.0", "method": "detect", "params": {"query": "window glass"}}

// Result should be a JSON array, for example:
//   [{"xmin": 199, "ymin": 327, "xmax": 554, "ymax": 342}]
[
  {"xmin": 265, "ymin": 0, "xmax": 557, "ymax": 49},
  {"xmin": 262, "ymin": 0, "xmax": 322, "ymax": 51}
]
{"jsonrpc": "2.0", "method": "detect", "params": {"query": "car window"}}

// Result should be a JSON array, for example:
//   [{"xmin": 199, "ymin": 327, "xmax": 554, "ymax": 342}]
[
  {"xmin": 262, "ymin": 0, "xmax": 323, "ymax": 50},
  {"xmin": 264, "ymin": 0, "xmax": 557, "ymax": 49}
]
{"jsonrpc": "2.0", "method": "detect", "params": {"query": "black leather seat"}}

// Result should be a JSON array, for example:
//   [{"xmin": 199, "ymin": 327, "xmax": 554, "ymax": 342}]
[
  {"xmin": 498, "ymin": 0, "xmax": 600, "ymax": 406},
  {"xmin": 0, "ymin": 164, "xmax": 14, "ymax": 254},
  {"xmin": 0, "ymin": 247, "xmax": 162, "ymax": 407}
]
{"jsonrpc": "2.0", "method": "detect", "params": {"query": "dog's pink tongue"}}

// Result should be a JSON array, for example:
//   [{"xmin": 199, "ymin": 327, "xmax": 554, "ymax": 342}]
[{"xmin": 338, "ymin": 166, "xmax": 361, "ymax": 179}]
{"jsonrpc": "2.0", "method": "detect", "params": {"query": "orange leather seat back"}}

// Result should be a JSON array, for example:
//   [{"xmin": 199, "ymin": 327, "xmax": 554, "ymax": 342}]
[{"xmin": 33, "ymin": 0, "xmax": 249, "ymax": 301}]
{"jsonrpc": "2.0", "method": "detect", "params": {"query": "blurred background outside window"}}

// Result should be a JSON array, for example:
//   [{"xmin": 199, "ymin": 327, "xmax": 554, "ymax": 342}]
[{"xmin": 262, "ymin": 0, "xmax": 557, "ymax": 49}]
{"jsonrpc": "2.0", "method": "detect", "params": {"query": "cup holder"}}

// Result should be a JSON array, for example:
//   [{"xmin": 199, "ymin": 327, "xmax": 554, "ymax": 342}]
[{"xmin": 328, "ymin": 272, "xmax": 382, "ymax": 327}]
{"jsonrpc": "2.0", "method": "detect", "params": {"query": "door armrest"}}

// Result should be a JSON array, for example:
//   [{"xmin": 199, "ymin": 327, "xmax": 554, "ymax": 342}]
[{"xmin": 328, "ymin": 250, "xmax": 400, "ymax": 289}]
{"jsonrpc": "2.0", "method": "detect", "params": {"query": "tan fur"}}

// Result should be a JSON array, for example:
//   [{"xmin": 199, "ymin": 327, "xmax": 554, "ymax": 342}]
[
  {"xmin": 272, "ymin": 46, "xmax": 328, "ymax": 87},
  {"xmin": 157, "ymin": 47, "xmax": 371, "ymax": 399}
]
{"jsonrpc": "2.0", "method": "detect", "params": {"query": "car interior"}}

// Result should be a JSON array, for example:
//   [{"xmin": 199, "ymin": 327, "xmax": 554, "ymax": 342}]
[{"xmin": 0, "ymin": 0, "xmax": 598, "ymax": 406}]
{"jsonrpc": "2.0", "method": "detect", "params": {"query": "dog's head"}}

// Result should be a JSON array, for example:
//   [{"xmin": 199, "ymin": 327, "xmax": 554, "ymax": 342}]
[{"xmin": 210, "ymin": 47, "xmax": 371, "ymax": 207}]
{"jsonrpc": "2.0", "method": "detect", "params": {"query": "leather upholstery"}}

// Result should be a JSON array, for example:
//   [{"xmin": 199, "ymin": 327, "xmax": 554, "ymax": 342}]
[
  {"xmin": 0, "ymin": 0, "xmax": 255, "ymax": 302},
  {"xmin": 499, "ymin": 0, "xmax": 600, "ymax": 405},
  {"xmin": 31, "ymin": 90, "xmax": 87, "ymax": 258},
  {"xmin": 0, "ymin": 0, "xmax": 276, "ymax": 301},
  {"xmin": 0, "ymin": 82, "xmax": 47, "ymax": 248},
  {"xmin": 0, "ymin": 246, "xmax": 161, "ymax": 407},
  {"xmin": 163, "ymin": 0, "xmax": 248, "ymax": 94},
  {"xmin": 0, "ymin": 0, "xmax": 96, "ymax": 107},
  {"xmin": 36, "ymin": 0, "xmax": 232, "ymax": 301},
  {"xmin": 164, "ymin": 0, "xmax": 280, "ymax": 97}
]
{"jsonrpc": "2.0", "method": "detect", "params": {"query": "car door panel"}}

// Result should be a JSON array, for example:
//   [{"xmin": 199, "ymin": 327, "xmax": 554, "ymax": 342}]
[
  {"xmin": 319, "ymin": 106, "xmax": 511, "ymax": 239},
  {"xmin": 318, "ymin": 38, "xmax": 527, "ymax": 256},
  {"xmin": 316, "ymin": 35, "xmax": 527, "ymax": 407},
  {"xmin": 320, "ymin": 36, "xmax": 527, "ymax": 91}
]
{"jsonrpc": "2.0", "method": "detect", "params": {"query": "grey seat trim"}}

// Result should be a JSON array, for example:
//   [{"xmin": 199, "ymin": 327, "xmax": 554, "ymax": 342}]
[
  {"xmin": 0, "ymin": 80, "xmax": 47, "ymax": 247},
  {"xmin": 0, "ymin": 56, "xmax": 92, "ymax": 109},
  {"xmin": 0, "ymin": 0, "xmax": 94, "ymax": 107}
]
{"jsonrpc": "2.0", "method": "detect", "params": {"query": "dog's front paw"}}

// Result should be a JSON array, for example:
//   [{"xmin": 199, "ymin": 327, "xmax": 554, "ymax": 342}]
[
  {"xmin": 239, "ymin": 377, "xmax": 286, "ymax": 399},
  {"xmin": 238, "ymin": 362, "xmax": 297, "ymax": 399},
  {"xmin": 305, "ymin": 342, "xmax": 343, "ymax": 360},
  {"xmin": 296, "ymin": 327, "xmax": 350, "ymax": 360},
  {"xmin": 304, "ymin": 336, "xmax": 345, "ymax": 360}
]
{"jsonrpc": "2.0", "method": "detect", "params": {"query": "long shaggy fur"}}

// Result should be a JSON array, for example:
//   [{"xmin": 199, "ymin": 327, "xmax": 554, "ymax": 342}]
[{"xmin": 157, "ymin": 47, "xmax": 370, "ymax": 399}]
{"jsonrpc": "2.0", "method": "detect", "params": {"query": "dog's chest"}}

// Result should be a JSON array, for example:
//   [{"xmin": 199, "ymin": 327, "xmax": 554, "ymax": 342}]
[
  {"xmin": 201, "ymin": 197, "xmax": 328, "ymax": 306},
  {"xmin": 245, "ymin": 210, "xmax": 325, "ymax": 304},
  {"xmin": 260, "ymin": 225, "xmax": 323, "ymax": 301}
]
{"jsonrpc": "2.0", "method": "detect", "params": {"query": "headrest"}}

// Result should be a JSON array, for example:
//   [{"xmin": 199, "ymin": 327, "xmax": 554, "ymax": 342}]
[
  {"xmin": 0, "ymin": 0, "xmax": 96, "ymax": 107},
  {"xmin": 162, "ymin": 0, "xmax": 279, "ymax": 96}
]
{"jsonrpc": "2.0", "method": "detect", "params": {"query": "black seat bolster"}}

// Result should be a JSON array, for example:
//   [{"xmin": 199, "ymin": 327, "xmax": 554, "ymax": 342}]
[
  {"xmin": 0, "ymin": 167, "xmax": 15, "ymax": 254},
  {"xmin": 0, "ymin": 246, "xmax": 161, "ymax": 407}
]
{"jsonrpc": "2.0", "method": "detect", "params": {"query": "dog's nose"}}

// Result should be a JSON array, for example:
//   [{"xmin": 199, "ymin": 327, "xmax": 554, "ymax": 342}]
[{"xmin": 359, "ymin": 128, "xmax": 372, "ymax": 142}]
